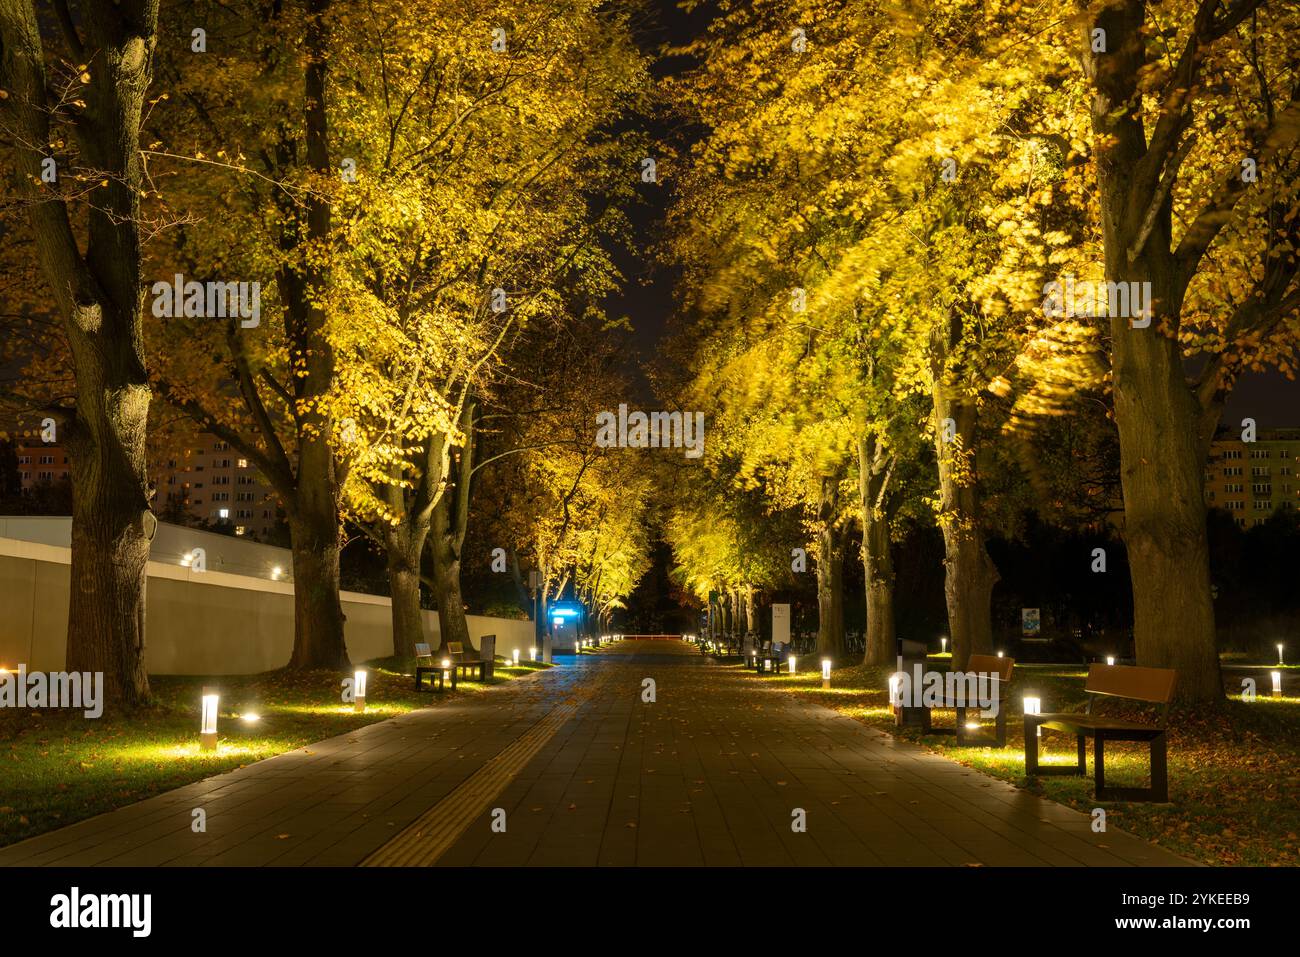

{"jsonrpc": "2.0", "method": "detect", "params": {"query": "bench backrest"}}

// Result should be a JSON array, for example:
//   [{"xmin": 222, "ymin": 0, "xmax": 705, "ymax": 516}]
[
  {"xmin": 446, "ymin": 641, "xmax": 464, "ymax": 658},
  {"xmin": 479, "ymin": 634, "xmax": 496, "ymax": 662},
  {"xmin": 1085, "ymin": 663, "xmax": 1176, "ymax": 703},
  {"xmin": 414, "ymin": 643, "xmax": 431, "ymax": 659},
  {"xmin": 967, "ymin": 654, "xmax": 1014, "ymax": 682},
  {"xmin": 898, "ymin": 638, "xmax": 928, "ymax": 659}
]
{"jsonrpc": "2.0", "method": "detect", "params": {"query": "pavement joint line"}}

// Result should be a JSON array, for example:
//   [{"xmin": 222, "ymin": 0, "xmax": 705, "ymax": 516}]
[{"xmin": 361, "ymin": 672, "xmax": 608, "ymax": 867}]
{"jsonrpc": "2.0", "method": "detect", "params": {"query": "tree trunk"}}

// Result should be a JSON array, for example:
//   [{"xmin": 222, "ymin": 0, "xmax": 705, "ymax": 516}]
[
  {"xmin": 0, "ymin": 0, "xmax": 162, "ymax": 707},
  {"xmin": 428, "ymin": 400, "xmax": 476, "ymax": 654},
  {"xmin": 1082, "ymin": 0, "xmax": 1223, "ymax": 702},
  {"xmin": 858, "ymin": 437, "xmax": 897, "ymax": 666},
  {"xmin": 66, "ymin": 405, "xmax": 152, "ymax": 706},
  {"xmin": 287, "ymin": 504, "xmax": 350, "ymax": 669},
  {"xmin": 815, "ymin": 476, "xmax": 845, "ymax": 657},
  {"xmin": 276, "ymin": 0, "xmax": 348, "ymax": 671},
  {"xmin": 931, "ymin": 314, "xmax": 997, "ymax": 670},
  {"xmin": 385, "ymin": 524, "xmax": 427, "ymax": 660},
  {"xmin": 430, "ymin": 528, "xmax": 470, "ymax": 653}
]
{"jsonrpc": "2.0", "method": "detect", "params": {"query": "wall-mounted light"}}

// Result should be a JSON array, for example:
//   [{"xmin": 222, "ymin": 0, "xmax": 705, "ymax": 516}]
[
  {"xmin": 271, "ymin": 566, "xmax": 283, "ymax": 580},
  {"xmin": 996, "ymin": 650, "xmax": 1004, "ymax": 658},
  {"xmin": 1023, "ymin": 696, "xmax": 1041, "ymax": 737},
  {"xmin": 354, "ymin": 670, "xmax": 367, "ymax": 713},
  {"xmin": 1272, "ymin": 671, "xmax": 1283, "ymax": 698},
  {"xmin": 200, "ymin": 688, "xmax": 219, "ymax": 751}
]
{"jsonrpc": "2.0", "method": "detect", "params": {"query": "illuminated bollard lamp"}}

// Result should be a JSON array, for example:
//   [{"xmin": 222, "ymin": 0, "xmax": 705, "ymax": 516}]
[
  {"xmin": 200, "ymin": 688, "xmax": 219, "ymax": 751},
  {"xmin": 354, "ymin": 670, "xmax": 367, "ymax": 713}
]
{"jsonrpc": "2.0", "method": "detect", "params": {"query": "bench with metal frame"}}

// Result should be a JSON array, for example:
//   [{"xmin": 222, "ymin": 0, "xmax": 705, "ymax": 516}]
[
  {"xmin": 443, "ymin": 641, "xmax": 488, "ymax": 683},
  {"xmin": 1024, "ymin": 663, "xmax": 1175, "ymax": 803},
  {"xmin": 755, "ymin": 641, "xmax": 785, "ymax": 675},
  {"xmin": 413, "ymin": 643, "xmax": 448, "ymax": 692},
  {"xmin": 919, "ymin": 654, "xmax": 1015, "ymax": 747}
]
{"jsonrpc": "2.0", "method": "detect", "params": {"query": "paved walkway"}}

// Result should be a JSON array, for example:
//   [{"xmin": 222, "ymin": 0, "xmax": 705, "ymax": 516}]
[{"xmin": 0, "ymin": 640, "xmax": 1192, "ymax": 867}]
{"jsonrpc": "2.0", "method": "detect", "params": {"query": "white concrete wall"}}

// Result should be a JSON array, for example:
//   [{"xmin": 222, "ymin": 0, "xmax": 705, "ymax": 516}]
[{"xmin": 0, "ymin": 526, "xmax": 535, "ymax": 675}]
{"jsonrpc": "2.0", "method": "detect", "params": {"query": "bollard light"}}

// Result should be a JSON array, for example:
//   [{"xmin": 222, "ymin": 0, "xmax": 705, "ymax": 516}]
[
  {"xmin": 888, "ymin": 673, "xmax": 903, "ymax": 708},
  {"xmin": 1278, "ymin": 643, "xmax": 1286, "ymax": 666},
  {"xmin": 353, "ymin": 670, "xmax": 368, "ymax": 712},
  {"xmin": 241, "ymin": 712, "xmax": 260, "ymax": 724},
  {"xmin": 821, "ymin": 658, "xmax": 831, "ymax": 689},
  {"xmin": 1023, "ymin": 695, "xmax": 1041, "ymax": 737},
  {"xmin": 529, "ymin": 647, "xmax": 537, "ymax": 662},
  {"xmin": 200, "ymin": 688, "xmax": 219, "ymax": 751},
  {"xmin": 1272, "ymin": 671, "xmax": 1283, "ymax": 698},
  {"xmin": 1104, "ymin": 656, "xmax": 1114, "ymax": 666},
  {"xmin": 442, "ymin": 657, "xmax": 451, "ymax": 682},
  {"xmin": 513, "ymin": 648, "xmax": 521, "ymax": 666},
  {"xmin": 788, "ymin": 655, "xmax": 797, "ymax": 675},
  {"xmin": 940, "ymin": 637, "xmax": 947, "ymax": 655}
]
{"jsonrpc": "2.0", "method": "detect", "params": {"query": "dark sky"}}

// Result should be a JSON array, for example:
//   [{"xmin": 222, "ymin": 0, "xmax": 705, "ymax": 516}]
[
  {"xmin": 601, "ymin": 0, "xmax": 717, "ymax": 399},
  {"xmin": 1223, "ymin": 370, "xmax": 1300, "ymax": 430}
]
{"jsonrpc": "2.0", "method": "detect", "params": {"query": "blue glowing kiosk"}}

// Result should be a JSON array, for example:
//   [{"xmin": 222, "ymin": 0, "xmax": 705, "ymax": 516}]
[{"xmin": 548, "ymin": 600, "xmax": 585, "ymax": 654}]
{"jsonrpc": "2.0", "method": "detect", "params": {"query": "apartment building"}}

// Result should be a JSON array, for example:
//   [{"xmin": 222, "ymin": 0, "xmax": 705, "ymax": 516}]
[
  {"xmin": 1205, "ymin": 428, "xmax": 1300, "ymax": 528},
  {"xmin": 11, "ymin": 433, "xmax": 282, "ymax": 540},
  {"xmin": 158, "ymin": 435, "xmax": 283, "ymax": 540},
  {"xmin": 15, "ymin": 444, "xmax": 71, "ymax": 491}
]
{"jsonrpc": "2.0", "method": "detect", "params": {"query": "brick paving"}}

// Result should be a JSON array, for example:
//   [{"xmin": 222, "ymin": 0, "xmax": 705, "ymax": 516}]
[{"xmin": 0, "ymin": 639, "xmax": 1193, "ymax": 867}]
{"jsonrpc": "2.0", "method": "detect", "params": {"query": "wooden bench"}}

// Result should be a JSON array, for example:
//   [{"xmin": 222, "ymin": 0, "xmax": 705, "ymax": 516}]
[
  {"xmin": 444, "ymin": 641, "xmax": 488, "ymax": 683},
  {"xmin": 413, "ymin": 643, "xmax": 448, "ymax": 692},
  {"xmin": 922, "ymin": 654, "xmax": 1015, "ymax": 747},
  {"xmin": 755, "ymin": 641, "xmax": 784, "ymax": 675},
  {"xmin": 1024, "ymin": 663, "xmax": 1175, "ymax": 803}
]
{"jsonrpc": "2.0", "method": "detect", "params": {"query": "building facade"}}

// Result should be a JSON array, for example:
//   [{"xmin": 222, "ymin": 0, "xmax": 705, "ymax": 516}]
[
  {"xmin": 13, "ymin": 434, "xmax": 282, "ymax": 540},
  {"xmin": 1205, "ymin": 428, "xmax": 1300, "ymax": 527},
  {"xmin": 158, "ymin": 436, "xmax": 283, "ymax": 540},
  {"xmin": 15, "ymin": 444, "xmax": 71, "ymax": 491}
]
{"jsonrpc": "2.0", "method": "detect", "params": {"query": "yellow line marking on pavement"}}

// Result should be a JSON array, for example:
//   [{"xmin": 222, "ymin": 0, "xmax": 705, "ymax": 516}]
[{"xmin": 362, "ymin": 674, "xmax": 607, "ymax": 867}]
